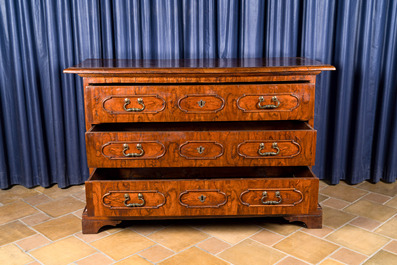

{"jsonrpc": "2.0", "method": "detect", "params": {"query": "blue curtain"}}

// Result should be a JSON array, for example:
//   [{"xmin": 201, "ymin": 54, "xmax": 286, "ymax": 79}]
[{"xmin": 1, "ymin": 0, "xmax": 396, "ymax": 188}]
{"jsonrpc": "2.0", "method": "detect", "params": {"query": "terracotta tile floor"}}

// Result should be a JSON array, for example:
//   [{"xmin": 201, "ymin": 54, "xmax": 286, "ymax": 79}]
[{"xmin": 0, "ymin": 181, "xmax": 396, "ymax": 265}]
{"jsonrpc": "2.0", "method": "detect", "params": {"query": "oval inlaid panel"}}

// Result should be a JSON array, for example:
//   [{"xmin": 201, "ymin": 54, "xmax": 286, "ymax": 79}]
[
  {"xmin": 102, "ymin": 141, "xmax": 166, "ymax": 160},
  {"xmin": 178, "ymin": 94, "xmax": 225, "ymax": 113},
  {"xmin": 179, "ymin": 141, "xmax": 224, "ymax": 159},
  {"xmin": 237, "ymin": 93, "xmax": 299, "ymax": 112},
  {"xmin": 102, "ymin": 95, "xmax": 166, "ymax": 114},
  {"xmin": 237, "ymin": 140, "xmax": 301, "ymax": 159},
  {"xmin": 179, "ymin": 190, "xmax": 227, "ymax": 208},
  {"xmin": 102, "ymin": 191, "xmax": 166, "ymax": 209},
  {"xmin": 240, "ymin": 188, "xmax": 303, "ymax": 207}
]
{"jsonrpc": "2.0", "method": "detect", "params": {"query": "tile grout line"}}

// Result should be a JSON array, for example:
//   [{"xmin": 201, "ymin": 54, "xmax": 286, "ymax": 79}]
[
  {"xmin": 72, "ymin": 233, "xmax": 117, "ymax": 263},
  {"xmin": 12, "ymin": 242, "xmax": 45, "ymax": 265}
]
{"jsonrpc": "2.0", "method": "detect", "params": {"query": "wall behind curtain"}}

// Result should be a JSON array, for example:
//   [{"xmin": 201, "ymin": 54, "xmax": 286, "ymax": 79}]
[{"xmin": 0, "ymin": 0, "xmax": 396, "ymax": 188}]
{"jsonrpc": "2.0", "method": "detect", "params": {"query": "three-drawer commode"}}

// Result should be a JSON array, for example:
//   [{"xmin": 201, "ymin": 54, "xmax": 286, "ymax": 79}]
[{"xmin": 64, "ymin": 58, "xmax": 335, "ymax": 233}]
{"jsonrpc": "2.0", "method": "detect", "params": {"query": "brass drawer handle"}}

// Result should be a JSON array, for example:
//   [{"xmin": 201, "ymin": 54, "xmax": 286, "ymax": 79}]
[
  {"xmin": 257, "ymin": 96, "xmax": 280, "ymax": 109},
  {"xmin": 258, "ymin": 142, "xmax": 280, "ymax": 156},
  {"xmin": 124, "ymin": 98, "xmax": 145, "ymax": 112},
  {"xmin": 124, "ymin": 193, "xmax": 145, "ymax": 207},
  {"xmin": 123, "ymin": 143, "xmax": 145, "ymax": 157},
  {"xmin": 261, "ymin": 191, "xmax": 282, "ymax": 205}
]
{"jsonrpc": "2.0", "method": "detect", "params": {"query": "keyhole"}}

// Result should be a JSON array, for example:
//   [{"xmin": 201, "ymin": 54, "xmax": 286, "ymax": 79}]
[
  {"xmin": 197, "ymin": 146, "xmax": 205, "ymax": 154},
  {"xmin": 198, "ymin": 100, "xmax": 206, "ymax": 108},
  {"xmin": 198, "ymin": 195, "xmax": 206, "ymax": 202}
]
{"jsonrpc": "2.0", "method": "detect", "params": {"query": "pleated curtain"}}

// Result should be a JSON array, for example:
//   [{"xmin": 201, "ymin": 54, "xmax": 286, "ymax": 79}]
[{"xmin": 0, "ymin": 0, "xmax": 396, "ymax": 188}]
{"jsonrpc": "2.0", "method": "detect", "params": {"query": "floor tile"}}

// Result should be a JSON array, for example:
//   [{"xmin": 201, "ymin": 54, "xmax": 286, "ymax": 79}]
[
  {"xmin": 349, "ymin": 216, "xmax": 381, "ymax": 231},
  {"xmin": 344, "ymin": 200, "xmax": 397, "ymax": 222},
  {"xmin": 199, "ymin": 223, "xmax": 261, "ymax": 244},
  {"xmin": 139, "ymin": 245, "xmax": 174, "ymax": 263},
  {"xmin": 318, "ymin": 258, "xmax": 345, "ymax": 265},
  {"xmin": 196, "ymin": 237, "xmax": 231, "ymax": 254},
  {"xmin": 30, "ymin": 237, "xmax": 95, "ymax": 265},
  {"xmin": 321, "ymin": 184, "xmax": 368, "ymax": 202},
  {"xmin": 16, "ymin": 234, "xmax": 50, "ymax": 251},
  {"xmin": 74, "ymin": 231, "xmax": 110, "ymax": 243},
  {"xmin": 375, "ymin": 216, "xmax": 397, "ymax": 239},
  {"xmin": 0, "ymin": 221, "xmax": 35, "ymax": 245},
  {"xmin": 130, "ymin": 224, "xmax": 165, "ymax": 236},
  {"xmin": 219, "ymin": 239, "xmax": 285, "ymax": 265},
  {"xmin": 362, "ymin": 192, "xmax": 391, "ymax": 204},
  {"xmin": 0, "ymin": 200, "xmax": 38, "ymax": 224},
  {"xmin": 160, "ymin": 247, "xmax": 228, "ymax": 265},
  {"xmin": 0, "ymin": 185, "xmax": 39, "ymax": 204},
  {"xmin": 91, "ymin": 229, "xmax": 155, "ymax": 260},
  {"xmin": 114, "ymin": 255, "xmax": 152, "ymax": 265},
  {"xmin": 303, "ymin": 226, "xmax": 334, "ymax": 238},
  {"xmin": 318, "ymin": 194, "xmax": 329, "ymax": 203},
  {"xmin": 363, "ymin": 250, "xmax": 397, "ymax": 264},
  {"xmin": 20, "ymin": 212, "xmax": 50, "ymax": 226},
  {"xmin": 274, "ymin": 231, "xmax": 338, "ymax": 264},
  {"xmin": 23, "ymin": 194, "xmax": 53, "ymax": 206},
  {"xmin": 250, "ymin": 229, "xmax": 284, "ymax": 245},
  {"xmin": 41, "ymin": 185, "xmax": 85, "ymax": 199},
  {"xmin": 357, "ymin": 181, "xmax": 397, "ymax": 197},
  {"xmin": 75, "ymin": 253, "xmax": 113, "ymax": 265},
  {"xmin": 385, "ymin": 196, "xmax": 397, "ymax": 208},
  {"xmin": 260, "ymin": 222, "xmax": 301, "ymax": 236},
  {"xmin": 326, "ymin": 225, "xmax": 389, "ymax": 255},
  {"xmin": 149, "ymin": 226, "xmax": 208, "ymax": 252},
  {"xmin": 322, "ymin": 197, "xmax": 350, "ymax": 209},
  {"xmin": 319, "ymin": 181, "xmax": 329, "ymax": 189},
  {"xmin": 0, "ymin": 244, "xmax": 34, "ymax": 265},
  {"xmin": 35, "ymin": 196, "xmax": 85, "ymax": 217},
  {"xmin": 72, "ymin": 190, "xmax": 86, "ymax": 202},
  {"xmin": 276, "ymin": 256, "xmax": 309, "ymax": 265},
  {"xmin": 384, "ymin": 240, "xmax": 397, "ymax": 254},
  {"xmin": 33, "ymin": 214, "xmax": 81, "ymax": 240},
  {"xmin": 331, "ymin": 248, "xmax": 368, "ymax": 265},
  {"xmin": 323, "ymin": 206, "xmax": 356, "ymax": 228}
]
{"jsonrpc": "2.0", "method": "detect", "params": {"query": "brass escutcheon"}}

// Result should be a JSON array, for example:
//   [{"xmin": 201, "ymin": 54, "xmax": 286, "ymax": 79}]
[
  {"xmin": 197, "ymin": 146, "xmax": 205, "ymax": 154},
  {"xmin": 197, "ymin": 99, "xmax": 206, "ymax": 108},
  {"xmin": 198, "ymin": 195, "xmax": 207, "ymax": 202}
]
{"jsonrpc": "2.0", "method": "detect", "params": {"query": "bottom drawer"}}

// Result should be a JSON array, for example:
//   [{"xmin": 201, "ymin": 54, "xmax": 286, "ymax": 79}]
[{"xmin": 85, "ymin": 167, "xmax": 319, "ymax": 218}]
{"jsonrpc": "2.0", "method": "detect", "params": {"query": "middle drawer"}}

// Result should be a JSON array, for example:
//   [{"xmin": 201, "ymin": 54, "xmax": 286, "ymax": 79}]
[{"xmin": 86, "ymin": 121, "xmax": 316, "ymax": 168}]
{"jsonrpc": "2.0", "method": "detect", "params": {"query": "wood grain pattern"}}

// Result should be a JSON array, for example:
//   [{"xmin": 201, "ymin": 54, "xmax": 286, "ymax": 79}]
[
  {"xmin": 179, "ymin": 190, "xmax": 228, "ymax": 208},
  {"xmin": 84, "ymin": 83, "xmax": 314, "ymax": 124},
  {"xmin": 85, "ymin": 124, "xmax": 316, "ymax": 168},
  {"xmin": 102, "ymin": 95, "xmax": 166, "ymax": 114},
  {"xmin": 85, "ymin": 167, "xmax": 319, "ymax": 218},
  {"xmin": 178, "ymin": 94, "xmax": 225, "ymax": 113},
  {"xmin": 102, "ymin": 191, "xmax": 166, "ymax": 209},
  {"xmin": 240, "ymin": 188, "xmax": 303, "ymax": 207},
  {"xmin": 63, "ymin": 58, "xmax": 335, "ymax": 75},
  {"xmin": 179, "ymin": 141, "xmax": 224, "ymax": 160}
]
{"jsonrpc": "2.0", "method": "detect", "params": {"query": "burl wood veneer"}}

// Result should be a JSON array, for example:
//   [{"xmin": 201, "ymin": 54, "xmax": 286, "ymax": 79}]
[{"xmin": 64, "ymin": 57, "xmax": 335, "ymax": 234}]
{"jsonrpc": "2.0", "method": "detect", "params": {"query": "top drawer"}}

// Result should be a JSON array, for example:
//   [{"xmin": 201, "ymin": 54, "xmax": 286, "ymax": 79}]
[{"xmin": 84, "ymin": 83, "xmax": 314, "ymax": 124}]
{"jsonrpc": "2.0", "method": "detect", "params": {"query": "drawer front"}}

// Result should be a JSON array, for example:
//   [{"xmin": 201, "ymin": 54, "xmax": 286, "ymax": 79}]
[
  {"xmin": 85, "ymin": 168, "xmax": 319, "ymax": 217},
  {"xmin": 86, "ymin": 129, "xmax": 316, "ymax": 168},
  {"xmin": 85, "ymin": 84, "xmax": 314, "ymax": 123}
]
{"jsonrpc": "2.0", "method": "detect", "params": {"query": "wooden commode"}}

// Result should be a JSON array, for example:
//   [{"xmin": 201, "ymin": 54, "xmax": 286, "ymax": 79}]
[{"xmin": 64, "ymin": 58, "xmax": 335, "ymax": 234}]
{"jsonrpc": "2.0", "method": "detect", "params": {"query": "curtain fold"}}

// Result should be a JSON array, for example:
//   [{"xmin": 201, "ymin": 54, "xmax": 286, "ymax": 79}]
[{"xmin": 0, "ymin": 0, "xmax": 396, "ymax": 188}]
